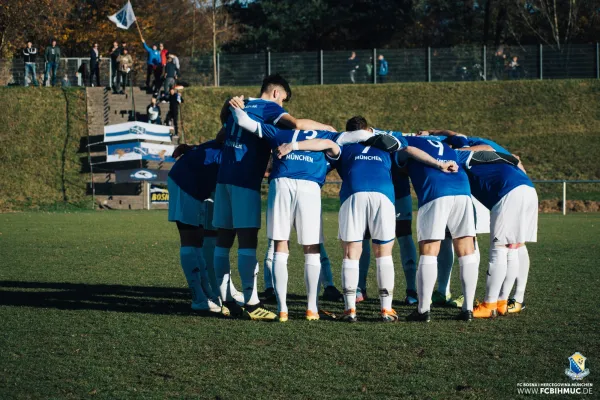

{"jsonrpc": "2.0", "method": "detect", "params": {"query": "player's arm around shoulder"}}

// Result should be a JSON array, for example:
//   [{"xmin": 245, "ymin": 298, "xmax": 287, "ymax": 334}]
[
  {"xmin": 276, "ymin": 139, "xmax": 340, "ymax": 159},
  {"xmin": 403, "ymin": 146, "xmax": 458, "ymax": 173},
  {"xmin": 277, "ymin": 113, "xmax": 337, "ymax": 133}
]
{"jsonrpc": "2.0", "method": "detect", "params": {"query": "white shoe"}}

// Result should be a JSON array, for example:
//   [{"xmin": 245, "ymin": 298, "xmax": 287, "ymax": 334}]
[
  {"xmin": 192, "ymin": 299, "xmax": 223, "ymax": 313},
  {"xmin": 228, "ymin": 288, "xmax": 245, "ymax": 306}
]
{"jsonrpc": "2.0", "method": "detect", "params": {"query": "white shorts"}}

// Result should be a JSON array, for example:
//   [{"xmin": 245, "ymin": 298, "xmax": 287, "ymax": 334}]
[
  {"xmin": 203, "ymin": 193, "xmax": 216, "ymax": 231},
  {"xmin": 395, "ymin": 195, "xmax": 413, "ymax": 221},
  {"xmin": 490, "ymin": 185, "xmax": 538, "ymax": 246},
  {"xmin": 472, "ymin": 196, "xmax": 490, "ymax": 234},
  {"xmin": 168, "ymin": 177, "xmax": 204, "ymax": 226},
  {"xmin": 267, "ymin": 178, "xmax": 323, "ymax": 245},
  {"xmin": 338, "ymin": 192, "xmax": 396, "ymax": 243},
  {"xmin": 212, "ymin": 183, "xmax": 262, "ymax": 229},
  {"xmin": 417, "ymin": 195, "xmax": 476, "ymax": 242}
]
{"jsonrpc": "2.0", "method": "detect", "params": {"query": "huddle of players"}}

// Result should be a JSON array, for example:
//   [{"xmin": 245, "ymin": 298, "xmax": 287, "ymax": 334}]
[{"xmin": 167, "ymin": 74, "xmax": 538, "ymax": 322}]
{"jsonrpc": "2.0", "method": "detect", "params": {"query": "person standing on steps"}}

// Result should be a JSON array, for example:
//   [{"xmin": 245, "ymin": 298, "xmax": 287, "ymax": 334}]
[
  {"xmin": 89, "ymin": 43, "xmax": 101, "ymax": 87},
  {"xmin": 116, "ymin": 48, "xmax": 133, "ymax": 94},
  {"xmin": 109, "ymin": 41, "xmax": 121, "ymax": 93},
  {"xmin": 141, "ymin": 37, "xmax": 162, "ymax": 93},
  {"xmin": 165, "ymin": 87, "xmax": 183, "ymax": 137}
]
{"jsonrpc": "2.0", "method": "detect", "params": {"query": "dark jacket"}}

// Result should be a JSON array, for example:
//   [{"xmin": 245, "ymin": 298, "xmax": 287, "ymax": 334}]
[
  {"xmin": 164, "ymin": 62, "xmax": 178, "ymax": 78},
  {"xmin": 378, "ymin": 59, "xmax": 389, "ymax": 76},
  {"xmin": 44, "ymin": 45, "xmax": 61, "ymax": 63},
  {"xmin": 110, "ymin": 47, "xmax": 121, "ymax": 65},
  {"xmin": 168, "ymin": 93, "xmax": 183, "ymax": 111},
  {"xmin": 23, "ymin": 47, "xmax": 38, "ymax": 63},
  {"xmin": 90, "ymin": 48, "xmax": 100, "ymax": 67}
]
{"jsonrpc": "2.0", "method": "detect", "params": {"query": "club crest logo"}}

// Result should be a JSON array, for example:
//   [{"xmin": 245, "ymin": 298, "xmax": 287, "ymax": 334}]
[
  {"xmin": 129, "ymin": 125, "xmax": 147, "ymax": 136},
  {"xmin": 565, "ymin": 353, "xmax": 590, "ymax": 380}
]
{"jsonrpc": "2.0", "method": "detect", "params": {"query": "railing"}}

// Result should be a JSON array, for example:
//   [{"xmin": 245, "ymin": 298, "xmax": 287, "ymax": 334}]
[{"xmin": 3, "ymin": 43, "xmax": 599, "ymax": 87}]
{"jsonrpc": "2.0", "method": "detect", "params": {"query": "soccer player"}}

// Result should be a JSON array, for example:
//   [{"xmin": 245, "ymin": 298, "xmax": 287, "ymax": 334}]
[
  {"xmin": 453, "ymin": 146, "xmax": 537, "ymax": 318},
  {"xmin": 167, "ymin": 139, "xmax": 228, "ymax": 315},
  {"xmin": 213, "ymin": 74, "xmax": 337, "ymax": 321},
  {"xmin": 300, "ymin": 116, "xmax": 456, "ymax": 322},
  {"xmin": 230, "ymin": 105, "xmax": 373, "ymax": 321}
]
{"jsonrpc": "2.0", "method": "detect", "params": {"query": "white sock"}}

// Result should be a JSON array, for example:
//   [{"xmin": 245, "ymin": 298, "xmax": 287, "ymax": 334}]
[
  {"xmin": 202, "ymin": 237, "xmax": 218, "ymax": 297},
  {"xmin": 264, "ymin": 239, "xmax": 275, "ymax": 290},
  {"xmin": 484, "ymin": 247, "xmax": 508, "ymax": 303},
  {"xmin": 194, "ymin": 247, "xmax": 215, "ymax": 300},
  {"xmin": 437, "ymin": 238, "xmax": 454, "ymax": 295},
  {"xmin": 417, "ymin": 255, "xmax": 437, "ymax": 313},
  {"xmin": 499, "ymin": 248, "xmax": 520, "ymax": 301},
  {"xmin": 376, "ymin": 256, "xmax": 395, "ymax": 310},
  {"xmin": 272, "ymin": 252, "xmax": 289, "ymax": 313},
  {"xmin": 474, "ymin": 240, "xmax": 481, "ymax": 267},
  {"xmin": 319, "ymin": 243, "xmax": 334, "ymax": 289},
  {"xmin": 397, "ymin": 235, "xmax": 417, "ymax": 293},
  {"xmin": 238, "ymin": 248, "xmax": 259, "ymax": 305},
  {"xmin": 341, "ymin": 259, "xmax": 359, "ymax": 311},
  {"xmin": 214, "ymin": 246, "xmax": 232, "ymax": 301},
  {"xmin": 180, "ymin": 246, "xmax": 207, "ymax": 304},
  {"xmin": 458, "ymin": 253, "xmax": 479, "ymax": 311},
  {"xmin": 304, "ymin": 253, "xmax": 321, "ymax": 313},
  {"xmin": 514, "ymin": 246, "xmax": 530, "ymax": 303},
  {"xmin": 358, "ymin": 239, "xmax": 371, "ymax": 292}
]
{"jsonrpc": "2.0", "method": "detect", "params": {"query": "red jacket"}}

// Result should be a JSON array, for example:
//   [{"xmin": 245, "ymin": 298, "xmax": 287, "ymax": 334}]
[{"xmin": 160, "ymin": 49, "xmax": 168, "ymax": 66}]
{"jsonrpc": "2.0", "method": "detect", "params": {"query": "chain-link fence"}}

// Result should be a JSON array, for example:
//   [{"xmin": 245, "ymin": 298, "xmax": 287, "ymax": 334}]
[{"xmin": 3, "ymin": 43, "xmax": 599, "ymax": 87}]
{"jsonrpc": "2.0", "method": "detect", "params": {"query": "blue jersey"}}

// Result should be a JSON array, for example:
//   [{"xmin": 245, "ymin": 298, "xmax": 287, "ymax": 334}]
[
  {"xmin": 455, "ymin": 151, "xmax": 534, "ymax": 209},
  {"xmin": 168, "ymin": 141, "xmax": 222, "ymax": 201},
  {"xmin": 398, "ymin": 136, "xmax": 471, "ymax": 207},
  {"xmin": 217, "ymin": 99, "xmax": 288, "ymax": 191},
  {"xmin": 332, "ymin": 143, "xmax": 398, "ymax": 205},
  {"xmin": 372, "ymin": 128, "xmax": 412, "ymax": 198},
  {"xmin": 447, "ymin": 135, "xmax": 509, "ymax": 153},
  {"xmin": 259, "ymin": 124, "xmax": 339, "ymax": 186}
]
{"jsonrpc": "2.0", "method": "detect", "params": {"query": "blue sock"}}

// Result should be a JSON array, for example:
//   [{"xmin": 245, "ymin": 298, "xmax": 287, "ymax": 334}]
[
  {"xmin": 437, "ymin": 238, "xmax": 455, "ymax": 295},
  {"xmin": 397, "ymin": 235, "xmax": 417, "ymax": 293},
  {"xmin": 194, "ymin": 247, "xmax": 216, "ymax": 301},
  {"xmin": 319, "ymin": 243, "xmax": 334, "ymax": 289},
  {"xmin": 358, "ymin": 239, "xmax": 371, "ymax": 293},
  {"xmin": 180, "ymin": 246, "xmax": 207, "ymax": 304}
]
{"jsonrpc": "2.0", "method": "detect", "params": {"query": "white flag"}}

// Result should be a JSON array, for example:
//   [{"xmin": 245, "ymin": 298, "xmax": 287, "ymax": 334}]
[{"xmin": 108, "ymin": 1, "xmax": 136, "ymax": 29}]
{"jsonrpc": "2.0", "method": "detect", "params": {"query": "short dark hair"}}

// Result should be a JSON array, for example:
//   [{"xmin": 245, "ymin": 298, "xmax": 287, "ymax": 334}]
[
  {"xmin": 260, "ymin": 73, "xmax": 292, "ymax": 102},
  {"xmin": 346, "ymin": 116, "xmax": 368, "ymax": 131}
]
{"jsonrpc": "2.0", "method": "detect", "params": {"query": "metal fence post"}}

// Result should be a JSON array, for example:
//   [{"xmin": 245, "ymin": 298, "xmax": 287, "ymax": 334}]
[
  {"xmin": 596, "ymin": 43, "xmax": 599, "ymax": 79},
  {"xmin": 539, "ymin": 44, "xmax": 543, "ymax": 80},
  {"xmin": 217, "ymin": 53, "xmax": 220, "ymax": 87},
  {"xmin": 319, "ymin": 50, "xmax": 323, "ymax": 85},
  {"xmin": 562, "ymin": 181, "xmax": 567, "ymax": 215},
  {"xmin": 267, "ymin": 50, "xmax": 271, "ymax": 76},
  {"xmin": 427, "ymin": 47, "xmax": 431, "ymax": 82},
  {"xmin": 483, "ymin": 45, "xmax": 487, "ymax": 81},
  {"xmin": 77, "ymin": 58, "xmax": 82, "ymax": 86},
  {"xmin": 373, "ymin": 48, "xmax": 377, "ymax": 84}
]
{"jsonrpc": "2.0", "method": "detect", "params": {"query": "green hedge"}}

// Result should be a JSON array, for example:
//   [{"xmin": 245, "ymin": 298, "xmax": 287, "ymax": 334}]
[{"xmin": 1, "ymin": 80, "xmax": 599, "ymax": 210}]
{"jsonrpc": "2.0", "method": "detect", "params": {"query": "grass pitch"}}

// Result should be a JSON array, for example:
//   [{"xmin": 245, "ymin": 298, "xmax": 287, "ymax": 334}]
[{"xmin": 0, "ymin": 211, "xmax": 598, "ymax": 399}]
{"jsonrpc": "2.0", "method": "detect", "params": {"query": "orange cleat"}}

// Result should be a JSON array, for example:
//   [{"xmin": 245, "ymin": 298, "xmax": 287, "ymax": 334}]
[{"xmin": 472, "ymin": 301, "xmax": 498, "ymax": 318}]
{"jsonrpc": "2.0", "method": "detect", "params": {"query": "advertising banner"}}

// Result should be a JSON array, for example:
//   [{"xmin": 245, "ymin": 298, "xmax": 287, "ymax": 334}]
[
  {"xmin": 106, "ymin": 142, "xmax": 175, "ymax": 163},
  {"xmin": 104, "ymin": 121, "xmax": 172, "ymax": 143},
  {"xmin": 150, "ymin": 185, "xmax": 169, "ymax": 204},
  {"xmin": 115, "ymin": 168, "xmax": 169, "ymax": 183}
]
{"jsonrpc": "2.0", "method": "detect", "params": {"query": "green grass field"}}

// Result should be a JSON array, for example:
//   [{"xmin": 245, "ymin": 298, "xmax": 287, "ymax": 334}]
[{"xmin": 1, "ymin": 211, "xmax": 598, "ymax": 399}]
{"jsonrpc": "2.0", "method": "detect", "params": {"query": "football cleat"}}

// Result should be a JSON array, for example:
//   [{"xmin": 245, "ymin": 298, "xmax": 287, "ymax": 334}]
[
  {"xmin": 340, "ymin": 308, "xmax": 357, "ymax": 323},
  {"xmin": 355, "ymin": 288, "xmax": 367, "ymax": 303},
  {"xmin": 381, "ymin": 308, "xmax": 399, "ymax": 322},
  {"xmin": 456, "ymin": 310, "xmax": 473, "ymax": 322},
  {"xmin": 406, "ymin": 309, "xmax": 431, "ymax": 322},
  {"xmin": 405, "ymin": 289, "xmax": 418, "ymax": 305},
  {"xmin": 431, "ymin": 290, "xmax": 450, "ymax": 306},
  {"xmin": 447, "ymin": 295, "xmax": 464, "ymax": 309},
  {"xmin": 497, "ymin": 299, "xmax": 508, "ymax": 316},
  {"xmin": 223, "ymin": 300, "xmax": 244, "ymax": 317},
  {"xmin": 322, "ymin": 285, "xmax": 344, "ymax": 302},
  {"xmin": 507, "ymin": 299, "xmax": 525, "ymax": 314},
  {"xmin": 244, "ymin": 303, "xmax": 277, "ymax": 321},
  {"xmin": 259, "ymin": 287, "xmax": 277, "ymax": 303},
  {"xmin": 472, "ymin": 301, "xmax": 498, "ymax": 318},
  {"xmin": 306, "ymin": 310, "xmax": 320, "ymax": 321},
  {"xmin": 277, "ymin": 312, "xmax": 289, "ymax": 323}
]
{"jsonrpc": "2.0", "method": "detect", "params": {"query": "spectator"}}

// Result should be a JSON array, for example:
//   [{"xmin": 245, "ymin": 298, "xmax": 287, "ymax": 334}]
[
  {"xmin": 44, "ymin": 39, "xmax": 61, "ymax": 87},
  {"xmin": 61, "ymin": 74, "xmax": 71, "ymax": 87},
  {"xmin": 23, "ymin": 40, "xmax": 39, "ymax": 87},
  {"xmin": 109, "ymin": 41, "xmax": 120, "ymax": 92},
  {"xmin": 377, "ymin": 54, "xmax": 388, "ymax": 83},
  {"xmin": 141, "ymin": 38, "xmax": 162, "ymax": 93},
  {"xmin": 493, "ymin": 47, "xmax": 507, "ymax": 80},
  {"xmin": 509, "ymin": 56, "xmax": 520, "ymax": 79},
  {"xmin": 116, "ymin": 48, "xmax": 133, "ymax": 94},
  {"xmin": 147, "ymin": 97, "xmax": 162, "ymax": 124},
  {"xmin": 89, "ymin": 43, "xmax": 101, "ymax": 87},
  {"xmin": 165, "ymin": 87, "xmax": 183, "ymax": 137},
  {"xmin": 162, "ymin": 55, "xmax": 178, "ymax": 95},
  {"xmin": 348, "ymin": 51, "xmax": 359, "ymax": 83},
  {"xmin": 169, "ymin": 53, "xmax": 180, "ymax": 71},
  {"xmin": 159, "ymin": 43, "xmax": 168, "ymax": 67},
  {"xmin": 365, "ymin": 56, "xmax": 373, "ymax": 81}
]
